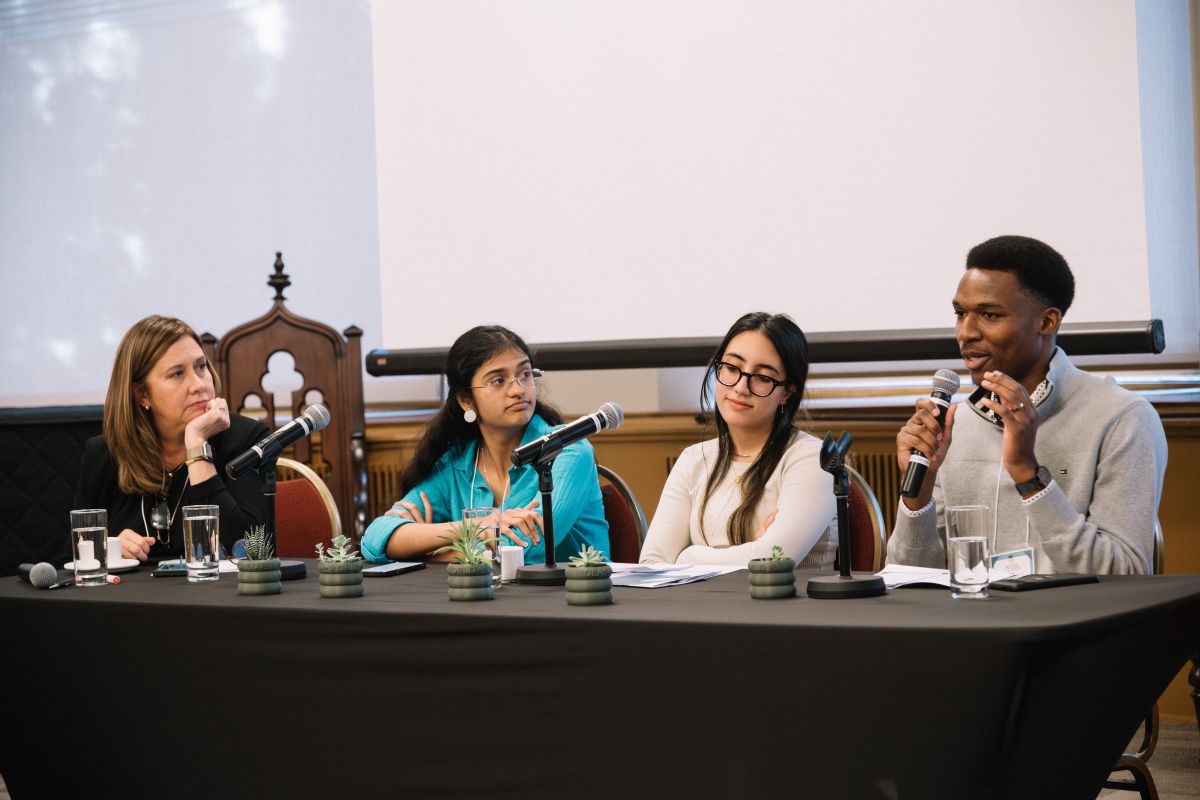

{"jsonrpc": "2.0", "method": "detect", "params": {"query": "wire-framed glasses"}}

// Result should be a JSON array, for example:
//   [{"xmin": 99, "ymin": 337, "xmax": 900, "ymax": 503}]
[
  {"xmin": 471, "ymin": 368, "xmax": 544, "ymax": 392},
  {"xmin": 713, "ymin": 361, "xmax": 786, "ymax": 397}
]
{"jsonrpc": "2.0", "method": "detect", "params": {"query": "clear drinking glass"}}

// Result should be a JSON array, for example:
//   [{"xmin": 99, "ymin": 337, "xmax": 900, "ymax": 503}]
[
  {"xmin": 946, "ymin": 505, "xmax": 989, "ymax": 599},
  {"xmin": 463, "ymin": 506, "xmax": 501, "ymax": 587},
  {"xmin": 69, "ymin": 509, "xmax": 108, "ymax": 587},
  {"xmin": 182, "ymin": 504, "xmax": 220, "ymax": 582}
]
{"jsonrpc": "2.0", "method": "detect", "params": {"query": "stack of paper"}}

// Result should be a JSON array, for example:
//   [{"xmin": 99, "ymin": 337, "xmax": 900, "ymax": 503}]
[
  {"xmin": 608, "ymin": 562, "xmax": 741, "ymax": 589},
  {"xmin": 875, "ymin": 563, "xmax": 1023, "ymax": 589}
]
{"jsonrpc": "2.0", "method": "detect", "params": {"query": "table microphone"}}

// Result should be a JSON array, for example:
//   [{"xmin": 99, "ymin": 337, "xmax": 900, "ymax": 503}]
[{"xmin": 18, "ymin": 562, "xmax": 73, "ymax": 589}]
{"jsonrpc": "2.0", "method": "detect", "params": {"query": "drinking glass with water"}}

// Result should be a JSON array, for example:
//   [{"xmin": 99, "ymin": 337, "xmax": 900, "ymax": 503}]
[
  {"xmin": 463, "ymin": 507, "xmax": 501, "ymax": 587},
  {"xmin": 182, "ymin": 505, "xmax": 220, "ymax": 582},
  {"xmin": 69, "ymin": 509, "xmax": 108, "ymax": 587},
  {"xmin": 946, "ymin": 505, "xmax": 989, "ymax": 599}
]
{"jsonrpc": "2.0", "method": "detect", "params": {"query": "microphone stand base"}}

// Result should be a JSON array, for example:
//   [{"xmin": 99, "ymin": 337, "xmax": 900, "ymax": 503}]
[
  {"xmin": 516, "ymin": 564, "xmax": 566, "ymax": 586},
  {"xmin": 807, "ymin": 574, "xmax": 886, "ymax": 599}
]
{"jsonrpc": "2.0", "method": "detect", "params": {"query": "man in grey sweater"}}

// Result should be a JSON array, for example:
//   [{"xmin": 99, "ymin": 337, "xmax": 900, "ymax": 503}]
[{"xmin": 887, "ymin": 235, "xmax": 1167, "ymax": 575}]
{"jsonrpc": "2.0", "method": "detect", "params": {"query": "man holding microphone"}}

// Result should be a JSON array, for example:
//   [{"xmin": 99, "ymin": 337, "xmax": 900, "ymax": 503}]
[{"xmin": 887, "ymin": 235, "xmax": 1167, "ymax": 575}]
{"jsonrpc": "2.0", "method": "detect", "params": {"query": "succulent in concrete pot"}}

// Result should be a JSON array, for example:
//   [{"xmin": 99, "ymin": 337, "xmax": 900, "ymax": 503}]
[
  {"xmin": 435, "ymin": 521, "xmax": 496, "ymax": 601},
  {"xmin": 748, "ymin": 545, "xmax": 796, "ymax": 599},
  {"xmin": 565, "ymin": 545, "xmax": 613, "ymax": 606},
  {"xmin": 315, "ymin": 534, "xmax": 364, "ymax": 598},
  {"xmin": 237, "ymin": 525, "xmax": 281, "ymax": 596}
]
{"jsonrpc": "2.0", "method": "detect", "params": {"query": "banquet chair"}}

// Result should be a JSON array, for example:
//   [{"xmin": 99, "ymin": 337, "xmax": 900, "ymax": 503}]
[
  {"xmin": 274, "ymin": 457, "xmax": 342, "ymax": 558},
  {"xmin": 1101, "ymin": 520, "xmax": 1166, "ymax": 800},
  {"xmin": 597, "ymin": 464, "xmax": 647, "ymax": 563},
  {"xmin": 843, "ymin": 466, "xmax": 886, "ymax": 572}
]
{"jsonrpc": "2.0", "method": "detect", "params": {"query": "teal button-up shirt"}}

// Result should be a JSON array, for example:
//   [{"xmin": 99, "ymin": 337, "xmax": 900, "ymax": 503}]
[{"xmin": 361, "ymin": 414, "xmax": 609, "ymax": 564}]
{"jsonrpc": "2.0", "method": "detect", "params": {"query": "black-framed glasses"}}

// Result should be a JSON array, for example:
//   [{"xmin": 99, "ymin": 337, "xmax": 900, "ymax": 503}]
[
  {"xmin": 714, "ymin": 361, "xmax": 787, "ymax": 397},
  {"xmin": 471, "ymin": 368, "xmax": 543, "ymax": 392}
]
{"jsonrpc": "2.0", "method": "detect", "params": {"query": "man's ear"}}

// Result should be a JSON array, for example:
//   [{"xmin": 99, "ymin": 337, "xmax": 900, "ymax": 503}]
[{"xmin": 1039, "ymin": 306, "xmax": 1062, "ymax": 337}]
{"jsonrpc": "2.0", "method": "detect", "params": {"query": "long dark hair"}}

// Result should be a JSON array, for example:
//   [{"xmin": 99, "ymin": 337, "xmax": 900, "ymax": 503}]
[
  {"xmin": 698, "ymin": 312, "xmax": 810, "ymax": 546},
  {"xmin": 399, "ymin": 325, "xmax": 562, "ymax": 495}
]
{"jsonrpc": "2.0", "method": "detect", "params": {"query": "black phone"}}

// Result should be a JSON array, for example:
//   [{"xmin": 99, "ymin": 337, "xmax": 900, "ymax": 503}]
[
  {"xmin": 151, "ymin": 560, "xmax": 188, "ymax": 578},
  {"xmin": 990, "ymin": 573, "xmax": 1099, "ymax": 592},
  {"xmin": 362, "ymin": 561, "xmax": 424, "ymax": 577}
]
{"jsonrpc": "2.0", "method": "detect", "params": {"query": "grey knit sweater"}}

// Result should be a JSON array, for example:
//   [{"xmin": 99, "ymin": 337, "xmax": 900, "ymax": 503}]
[{"xmin": 887, "ymin": 348, "xmax": 1167, "ymax": 575}]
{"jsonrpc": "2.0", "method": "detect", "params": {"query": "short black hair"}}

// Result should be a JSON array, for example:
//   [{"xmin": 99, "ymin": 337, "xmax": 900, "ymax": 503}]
[{"xmin": 965, "ymin": 235, "xmax": 1075, "ymax": 314}]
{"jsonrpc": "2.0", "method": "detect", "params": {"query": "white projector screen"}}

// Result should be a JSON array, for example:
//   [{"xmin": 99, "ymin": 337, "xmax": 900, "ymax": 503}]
[{"xmin": 373, "ymin": 0, "xmax": 1153, "ymax": 350}]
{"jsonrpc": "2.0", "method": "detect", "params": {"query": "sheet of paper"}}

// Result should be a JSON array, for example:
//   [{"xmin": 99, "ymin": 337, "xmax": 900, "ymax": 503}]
[
  {"xmin": 875, "ymin": 563, "xmax": 1025, "ymax": 589},
  {"xmin": 609, "ymin": 562, "xmax": 742, "ymax": 588}
]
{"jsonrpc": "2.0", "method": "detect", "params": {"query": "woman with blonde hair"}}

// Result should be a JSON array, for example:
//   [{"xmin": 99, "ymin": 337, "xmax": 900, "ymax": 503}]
[{"xmin": 74, "ymin": 315, "xmax": 269, "ymax": 561}]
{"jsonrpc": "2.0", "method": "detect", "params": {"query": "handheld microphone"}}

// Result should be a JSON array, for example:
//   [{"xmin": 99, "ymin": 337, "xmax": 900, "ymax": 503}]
[
  {"xmin": 510, "ymin": 403, "xmax": 623, "ymax": 467},
  {"xmin": 226, "ymin": 404, "xmax": 331, "ymax": 479},
  {"xmin": 899, "ymin": 369, "xmax": 961, "ymax": 498},
  {"xmin": 18, "ymin": 562, "xmax": 71, "ymax": 589}
]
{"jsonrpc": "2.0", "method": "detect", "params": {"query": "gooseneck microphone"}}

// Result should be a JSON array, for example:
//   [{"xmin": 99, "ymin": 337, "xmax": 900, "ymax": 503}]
[
  {"xmin": 226, "ymin": 404, "xmax": 331, "ymax": 479},
  {"xmin": 899, "ymin": 369, "xmax": 961, "ymax": 498},
  {"xmin": 18, "ymin": 562, "xmax": 72, "ymax": 589},
  {"xmin": 511, "ymin": 403, "xmax": 624, "ymax": 467}
]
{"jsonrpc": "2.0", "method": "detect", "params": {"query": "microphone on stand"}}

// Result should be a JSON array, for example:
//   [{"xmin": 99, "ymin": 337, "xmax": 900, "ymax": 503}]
[
  {"xmin": 899, "ymin": 369, "xmax": 961, "ymax": 498},
  {"xmin": 511, "ymin": 403, "xmax": 624, "ymax": 467},
  {"xmin": 226, "ymin": 404, "xmax": 331, "ymax": 479},
  {"xmin": 513, "ymin": 403, "xmax": 624, "ymax": 586}
]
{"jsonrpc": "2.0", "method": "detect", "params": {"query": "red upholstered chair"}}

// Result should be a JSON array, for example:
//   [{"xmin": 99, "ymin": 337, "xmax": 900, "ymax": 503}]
[
  {"xmin": 274, "ymin": 457, "xmax": 342, "ymax": 558},
  {"xmin": 846, "ymin": 466, "xmax": 886, "ymax": 572},
  {"xmin": 597, "ymin": 464, "xmax": 647, "ymax": 563}
]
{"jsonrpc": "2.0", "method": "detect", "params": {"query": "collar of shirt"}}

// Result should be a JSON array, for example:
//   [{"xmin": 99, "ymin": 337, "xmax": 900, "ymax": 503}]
[{"xmin": 450, "ymin": 412, "xmax": 554, "ymax": 479}]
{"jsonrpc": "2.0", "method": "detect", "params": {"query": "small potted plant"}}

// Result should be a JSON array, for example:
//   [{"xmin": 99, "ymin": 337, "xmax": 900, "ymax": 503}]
[
  {"xmin": 565, "ymin": 545, "xmax": 612, "ymax": 606},
  {"xmin": 748, "ymin": 545, "xmax": 796, "ymax": 599},
  {"xmin": 435, "ymin": 521, "xmax": 495, "ymax": 601},
  {"xmin": 315, "ymin": 534, "xmax": 364, "ymax": 598},
  {"xmin": 237, "ymin": 525, "xmax": 282, "ymax": 596}
]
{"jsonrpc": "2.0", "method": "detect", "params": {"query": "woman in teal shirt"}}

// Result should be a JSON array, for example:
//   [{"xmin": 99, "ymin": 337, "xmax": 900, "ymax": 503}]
[{"xmin": 361, "ymin": 325, "xmax": 609, "ymax": 564}]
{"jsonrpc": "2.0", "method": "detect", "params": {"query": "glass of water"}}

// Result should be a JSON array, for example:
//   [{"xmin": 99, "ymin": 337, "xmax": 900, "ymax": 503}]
[
  {"xmin": 946, "ymin": 505, "xmax": 989, "ymax": 599},
  {"xmin": 182, "ymin": 505, "xmax": 220, "ymax": 582},
  {"xmin": 69, "ymin": 509, "xmax": 108, "ymax": 587},
  {"xmin": 463, "ymin": 506, "xmax": 501, "ymax": 587}
]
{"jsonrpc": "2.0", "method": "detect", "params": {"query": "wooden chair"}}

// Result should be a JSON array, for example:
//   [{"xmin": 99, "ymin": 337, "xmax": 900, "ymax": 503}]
[
  {"xmin": 844, "ymin": 465, "xmax": 886, "ymax": 572},
  {"xmin": 597, "ymin": 464, "xmax": 647, "ymax": 563},
  {"xmin": 274, "ymin": 457, "xmax": 342, "ymax": 558},
  {"xmin": 202, "ymin": 252, "xmax": 368, "ymax": 539},
  {"xmin": 1102, "ymin": 521, "xmax": 1166, "ymax": 800}
]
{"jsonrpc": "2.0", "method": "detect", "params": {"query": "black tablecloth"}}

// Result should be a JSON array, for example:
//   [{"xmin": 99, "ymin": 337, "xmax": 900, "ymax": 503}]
[{"xmin": 2, "ymin": 564, "xmax": 1197, "ymax": 800}]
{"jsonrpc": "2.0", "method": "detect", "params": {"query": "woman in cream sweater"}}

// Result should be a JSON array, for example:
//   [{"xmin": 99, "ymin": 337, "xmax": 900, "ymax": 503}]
[{"xmin": 640, "ymin": 312, "xmax": 837, "ymax": 568}]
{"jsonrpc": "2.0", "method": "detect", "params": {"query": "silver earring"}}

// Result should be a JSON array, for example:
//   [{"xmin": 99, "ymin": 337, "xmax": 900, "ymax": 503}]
[{"xmin": 463, "ymin": 408, "xmax": 477, "ymax": 424}]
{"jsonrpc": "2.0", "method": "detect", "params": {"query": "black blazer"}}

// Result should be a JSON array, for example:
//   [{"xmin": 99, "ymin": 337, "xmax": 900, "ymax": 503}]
[{"xmin": 73, "ymin": 414, "xmax": 270, "ymax": 560}]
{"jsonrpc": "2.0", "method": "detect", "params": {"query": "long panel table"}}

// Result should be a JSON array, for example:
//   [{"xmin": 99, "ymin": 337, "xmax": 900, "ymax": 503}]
[{"xmin": 2, "ymin": 564, "xmax": 1197, "ymax": 799}]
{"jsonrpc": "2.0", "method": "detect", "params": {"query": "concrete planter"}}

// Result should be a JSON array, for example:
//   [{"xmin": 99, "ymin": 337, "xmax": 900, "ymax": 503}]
[
  {"xmin": 237, "ymin": 558, "xmax": 282, "ymax": 596},
  {"xmin": 318, "ymin": 560, "xmax": 364, "ymax": 598},
  {"xmin": 565, "ymin": 563, "xmax": 613, "ymax": 606},
  {"xmin": 747, "ymin": 557, "xmax": 796, "ymax": 599},
  {"xmin": 447, "ymin": 562, "xmax": 493, "ymax": 601}
]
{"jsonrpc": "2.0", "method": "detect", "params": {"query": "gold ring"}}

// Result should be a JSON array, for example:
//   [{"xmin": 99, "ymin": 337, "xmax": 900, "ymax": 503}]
[{"xmin": 1016, "ymin": 402, "xmax": 1025, "ymax": 411}]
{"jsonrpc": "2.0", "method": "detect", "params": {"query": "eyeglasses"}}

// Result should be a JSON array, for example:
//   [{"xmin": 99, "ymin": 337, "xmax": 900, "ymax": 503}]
[
  {"xmin": 471, "ymin": 368, "xmax": 543, "ymax": 392},
  {"xmin": 714, "ymin": 361, "xmax": 787, "ymax": 397}
]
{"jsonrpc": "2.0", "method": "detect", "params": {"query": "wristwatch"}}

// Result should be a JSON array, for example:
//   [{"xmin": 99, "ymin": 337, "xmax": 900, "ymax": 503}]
[
  {"xmin": 184, "ymin": 442, "xmax": 214, "ymax": 466},
  {"xmin": 1014, "ymin": 465, "xmax": 1052, "ymax": 496}
]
